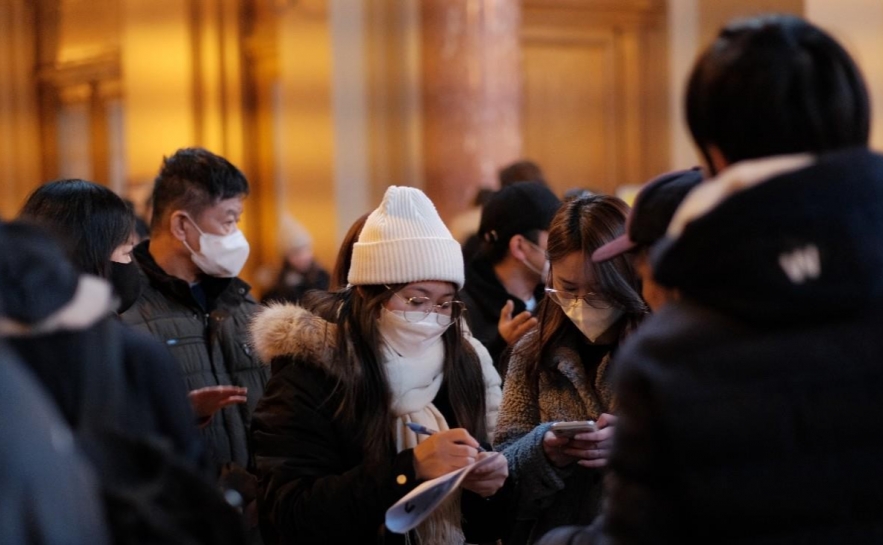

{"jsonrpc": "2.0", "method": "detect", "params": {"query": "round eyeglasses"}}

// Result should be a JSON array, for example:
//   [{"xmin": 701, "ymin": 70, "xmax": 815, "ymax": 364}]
[
  {"xmin": 385, "ymin": 285, "xmax": 466, "ymax": 324},
  {"xmin": 544, "ymin": 287, "xmax": 613, "ymax": 310}
]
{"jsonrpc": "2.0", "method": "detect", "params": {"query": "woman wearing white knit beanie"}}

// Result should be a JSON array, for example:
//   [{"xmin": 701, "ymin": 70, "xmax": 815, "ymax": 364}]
[{"xmin": 250, "ymin": 186, "xmax": 508, "ymax": 545}]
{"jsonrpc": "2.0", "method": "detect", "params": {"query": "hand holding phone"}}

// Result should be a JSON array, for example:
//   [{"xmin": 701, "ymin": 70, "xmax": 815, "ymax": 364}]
[{"xmin": 550, "ymin": 420, "xmax": 597, "ymax": 438}]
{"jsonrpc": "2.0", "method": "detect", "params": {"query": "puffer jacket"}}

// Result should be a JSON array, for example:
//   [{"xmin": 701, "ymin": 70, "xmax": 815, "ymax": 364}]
[
  {"xmin": 495, "ymin": 327, "xmax": 617, "ymax": 545},
  {"xmin": 603, "ymin": 148, "xmax": 883, "ymax": 543},
  {"xmin": 249, "ymin": 303, "xmax": 506, "ymax": 545},
  {"xmin": 122, "ymin": 241, "xmax": 270, "ymax": 469}
]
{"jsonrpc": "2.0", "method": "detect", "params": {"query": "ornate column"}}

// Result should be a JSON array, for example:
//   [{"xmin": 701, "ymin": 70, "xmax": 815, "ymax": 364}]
[
  {"xmin": 0, "ymin": 0, "xmax": 41, "ymax": 217},
  {"xmin": 421, "ymin": 0, "xmax": 522, "ymax": 222}
]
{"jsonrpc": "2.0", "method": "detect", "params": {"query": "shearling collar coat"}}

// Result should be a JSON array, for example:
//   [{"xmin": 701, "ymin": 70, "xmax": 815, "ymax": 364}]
[{"xmin": 494, "ymin": 330, "xmax": 616, "ymax": 545}]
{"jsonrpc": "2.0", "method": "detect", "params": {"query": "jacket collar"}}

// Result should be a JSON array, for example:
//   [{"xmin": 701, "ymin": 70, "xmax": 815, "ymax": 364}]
[
  {"xmin": 134, "ymin": 240, "xmax": 252, "ymax": 311},
  {"xmin": 549, "ymin": 339, "xmax": 616, "ymax": 416},
  {"xmin": 653, "ymin": 148, "xmax": 883, "ymax": 323}
]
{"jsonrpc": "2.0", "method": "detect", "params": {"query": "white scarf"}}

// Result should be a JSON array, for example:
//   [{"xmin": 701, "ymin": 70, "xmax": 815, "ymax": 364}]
[{"xmin": 381, "ymin": 321, "xmax": 503, "ymax": 545}]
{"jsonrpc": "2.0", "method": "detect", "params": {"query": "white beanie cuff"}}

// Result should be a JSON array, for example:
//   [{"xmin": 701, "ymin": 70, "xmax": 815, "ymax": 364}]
[{"xmin": 348, "ymin": 237, "xmax": 464, "ymax": 290}]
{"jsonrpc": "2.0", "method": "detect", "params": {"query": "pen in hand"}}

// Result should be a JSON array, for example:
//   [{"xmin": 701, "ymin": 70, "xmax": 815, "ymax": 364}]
[{"xmin": 406, "ymin": 422, "xmax": 487, "ymax": 453}]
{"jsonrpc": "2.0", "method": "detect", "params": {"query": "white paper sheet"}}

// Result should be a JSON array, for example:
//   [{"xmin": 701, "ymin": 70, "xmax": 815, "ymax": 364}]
[{"xmin": 385, "ymin": 452, "xmax": 502, "ymax": 534}]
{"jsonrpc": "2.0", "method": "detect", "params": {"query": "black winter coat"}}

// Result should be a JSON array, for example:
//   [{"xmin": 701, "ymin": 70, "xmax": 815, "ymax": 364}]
[
  {"xmin": 249, "ymin": 304, "xmax": 509, "ymax": 545},
  {"xmin": 0, "ymin": 342, "xmax": 109, "ymax": 545},
  {"xmin": 602, "ymin": 149, "xmax": 883, "ymax": 544},
  {"xmin": 122, "ymin": 241, "xmax": 270, "ymax": 469},
  {"xmin": 8, "ymin": 317, "xmax": 203, "ymax": 465}
]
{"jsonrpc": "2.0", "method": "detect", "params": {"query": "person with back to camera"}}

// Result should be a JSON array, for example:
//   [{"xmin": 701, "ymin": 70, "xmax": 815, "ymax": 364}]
[
  {"xmin": 592, "ymin": 14, "xmax": 883, "ymax": 544},
  {"xmin": 249, "ymin": 185, "xmax": 508, "ymax": 544},
  {"xmin": 493, "ymin": 194, "xmax": 647, "ymax": 544},
  {"xmin": 591, "ymin": 168, "xmax": 703, "ymax": 312},
  {"xmin": 460, "ymin": 181, "xmax": 562, "ymax": 378}
]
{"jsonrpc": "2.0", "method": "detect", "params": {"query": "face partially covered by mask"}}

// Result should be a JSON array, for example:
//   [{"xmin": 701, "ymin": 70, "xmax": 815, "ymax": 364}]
[
  {"xmin": 559, "ymin": 300, "xmax": 623, "ymax": 343},
  {"xmin": 520, "ymin": 235, "xmax": 550, "ymax": 285},
  {"xmin": 109, "ymin": 261, "xmax": 143, "ymax": 313},
  {"xmin": 181, "ymin": 213, "xmax": 250, "ymax": 278},
  {"xmin": 547, "ymin": 250, "xmax": 624, "ymax": 343}
]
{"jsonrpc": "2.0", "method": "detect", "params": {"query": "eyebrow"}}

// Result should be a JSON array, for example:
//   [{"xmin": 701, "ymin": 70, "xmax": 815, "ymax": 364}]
[{"xmin": 409, "ymin": 286, "xmax": 456, "ymax": 298}]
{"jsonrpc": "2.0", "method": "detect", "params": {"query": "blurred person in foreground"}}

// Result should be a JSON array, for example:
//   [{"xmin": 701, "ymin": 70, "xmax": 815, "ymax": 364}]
[
  {"xmin": 590, "ymin": 168, "xmax": 702, "ymax": 312},
  {"xmin": 545, "ymin": 14, "xmax": 883, "ymax": 545}
]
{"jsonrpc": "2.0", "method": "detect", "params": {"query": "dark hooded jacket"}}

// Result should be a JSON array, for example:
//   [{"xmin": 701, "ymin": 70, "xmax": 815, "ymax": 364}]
[
  {"xmin": 0, "ymin": 342, "xmax": 109, "ymax": 545},
  {"xmin": 600, "ymin": 148, "xmax": 883, "ymax": 544},
  {"xmin": 122, "ymin": 240, "xmax": 270, "ymax": 470},
  {"xmin": 461, "ymin": 255, "xmax": 545, "ymax": 376}
]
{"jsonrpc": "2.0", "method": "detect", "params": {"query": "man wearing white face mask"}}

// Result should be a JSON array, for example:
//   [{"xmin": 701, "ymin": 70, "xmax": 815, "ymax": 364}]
[
  {"xmin": 460, "ymin": 181, "xmax": 561, "ymax": 378},
  {"xmin": 122, "ymin": 147, "xmax": 269, "ymax": 541}
]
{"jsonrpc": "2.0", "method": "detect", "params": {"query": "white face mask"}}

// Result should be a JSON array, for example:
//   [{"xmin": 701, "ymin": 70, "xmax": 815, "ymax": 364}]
[
  {"xmin": 182, "ymin": 215, "xmax": 250, "ymax": 278},
  {"xmin": 560, "ymin": 300, "xmax": 623, "ymax": 343},
  {"xmin": 377, "ymin": 307, "xmax": 452, "ymax": 358},
  {"xmin": 521, "ymin": 239, "xmax": 550, "ymax": 284}
]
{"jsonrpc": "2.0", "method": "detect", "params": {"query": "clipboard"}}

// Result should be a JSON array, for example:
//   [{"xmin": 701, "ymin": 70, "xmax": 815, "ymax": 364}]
[{"xmin": 385, "ymin": 452, "xmax": 502, "ymax": 534}]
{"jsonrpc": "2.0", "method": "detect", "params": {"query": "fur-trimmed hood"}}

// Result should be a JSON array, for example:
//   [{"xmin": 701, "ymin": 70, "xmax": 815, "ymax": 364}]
[
  {"xmin": 250, "ymin": 302, "xmax": 503, "ymax": 438},
  {"xmin": 250, "ymin": 303, "xmax": 339, "ymax": 374}
]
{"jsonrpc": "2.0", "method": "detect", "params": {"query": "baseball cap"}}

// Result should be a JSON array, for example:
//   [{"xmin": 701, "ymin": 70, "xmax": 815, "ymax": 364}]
[
  {"xmin": 478, "ymin": 181, "xmax": 561, "ymax": 243},
  {"xmin": 592, "ymin": 168, "xmax": 703, "ymax": 262}
]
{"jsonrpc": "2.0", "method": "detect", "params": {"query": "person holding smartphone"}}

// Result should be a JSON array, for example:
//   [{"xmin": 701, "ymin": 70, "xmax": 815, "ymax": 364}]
[
  {"xmin": 494, "ymin": 194, "xmax": 647, "ymax": 544},
  {"xmin": 250, "ymin": 186, "xmax": 507, "ymax": 545}
]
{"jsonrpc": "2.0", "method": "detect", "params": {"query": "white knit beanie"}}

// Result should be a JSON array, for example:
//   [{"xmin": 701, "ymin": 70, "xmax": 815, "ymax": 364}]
[{"xmin": 348, "ymin": 186, "xmax": 464, "ymax": 290}]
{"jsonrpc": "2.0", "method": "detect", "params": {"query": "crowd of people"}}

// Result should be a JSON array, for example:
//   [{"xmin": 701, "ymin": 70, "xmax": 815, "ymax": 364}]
[{"xmin": 3, "ymin": 13, "xmax": 883, "ymax": 545}]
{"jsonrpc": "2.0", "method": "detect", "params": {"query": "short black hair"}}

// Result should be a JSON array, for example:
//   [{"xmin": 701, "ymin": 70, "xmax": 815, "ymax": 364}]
[
  {"xmin": 499, "ymin": 160, "xmax": 546, "ymax": 187},
  {"xmin": 687, "ymin": 14, "xmax": 870, "ymax": 166},
  {"xmin": 150, "ymin": 147, "xmax": 249, "ymax": 232},
  {"xmin": 19, "ymin": 179, "xmax": 135, "ymax": 279}
]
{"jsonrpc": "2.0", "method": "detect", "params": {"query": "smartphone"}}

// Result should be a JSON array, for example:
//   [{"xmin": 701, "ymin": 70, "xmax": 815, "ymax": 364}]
[{"xmin": 551, "ymin": 420, "xmax": 597, "ymax": 438}]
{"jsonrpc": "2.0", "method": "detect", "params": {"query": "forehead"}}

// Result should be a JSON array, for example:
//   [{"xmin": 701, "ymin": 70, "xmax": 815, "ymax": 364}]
[
  {"xmin": 197, "ymin": 196, "xmax": 244, "ymax": 220},
  {"xmin": 398, "ymin": 281, "xmax": 457, "ymax": 297},
  {"xmin": 552, "ymin": 251, "xmax": 595, "ymax": 285}
]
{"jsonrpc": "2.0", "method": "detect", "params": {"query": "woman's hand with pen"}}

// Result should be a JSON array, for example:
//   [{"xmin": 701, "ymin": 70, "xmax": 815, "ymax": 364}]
[{"xmin": 413, "ymin": 428, "xmax": 481, "ymax": 480}]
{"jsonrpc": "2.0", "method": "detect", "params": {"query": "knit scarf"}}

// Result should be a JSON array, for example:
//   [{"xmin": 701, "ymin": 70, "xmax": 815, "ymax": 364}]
[{"xmin": 383, "ymin": 338, "xmax": 465, "ymax": 545}]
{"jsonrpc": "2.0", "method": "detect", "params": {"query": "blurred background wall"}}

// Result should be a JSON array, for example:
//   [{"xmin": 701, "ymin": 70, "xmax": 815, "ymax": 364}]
[{"xmin": 1, "ymin": 0, "xmax": 881, "ymax": 286}]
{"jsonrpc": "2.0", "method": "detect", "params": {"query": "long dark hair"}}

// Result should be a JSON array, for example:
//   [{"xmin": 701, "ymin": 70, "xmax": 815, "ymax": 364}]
[
  {"xmin": 524, "ymin": 194, "xmax": 647, "ymax": 379},
  {"xmin": 330, "ymin": 212, "xmax": 370, "ymax": 291},
  {"xmin": 19, "ymin": 179, "xmax": 135, "ymax": 279},
  {"xmin": 312, "ymin": 284, "xmax": 488, "ymax": 468}
]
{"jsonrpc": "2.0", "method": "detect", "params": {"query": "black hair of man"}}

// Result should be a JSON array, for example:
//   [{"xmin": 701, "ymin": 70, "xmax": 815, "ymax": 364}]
[
  {"xmin": 478, "ymin": 181, "xmax": 561, "ymax": 265},
  {"xmin": 149, "ymin": 147, "xmax": 249, "ymax": 233},
  {"xmin": 499, "ymin": 160, "xmax": 547, "ymax": 188},
  {"xmin": 686, "ymin": 14, "xmax": 870, "ymax": 170}
]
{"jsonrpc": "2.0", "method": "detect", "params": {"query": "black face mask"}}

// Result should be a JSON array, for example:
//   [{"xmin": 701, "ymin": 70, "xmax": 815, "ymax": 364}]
[{"xmin": 109, "ymin": 261, "xmax": 143, "ymax": 314}]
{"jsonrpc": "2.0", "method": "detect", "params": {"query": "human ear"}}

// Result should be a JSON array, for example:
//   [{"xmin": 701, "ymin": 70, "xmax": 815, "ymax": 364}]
[
  {"xmin": 169, "ymin": 211, "xmax": 189, "ymax": 242},
  {"xmin": 704, "ymin": 144, "xmax": 730, "ymax": 176},
  {"xmin": 508, "ymin": 235, "xmax": 527, "ymax": 260}
]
